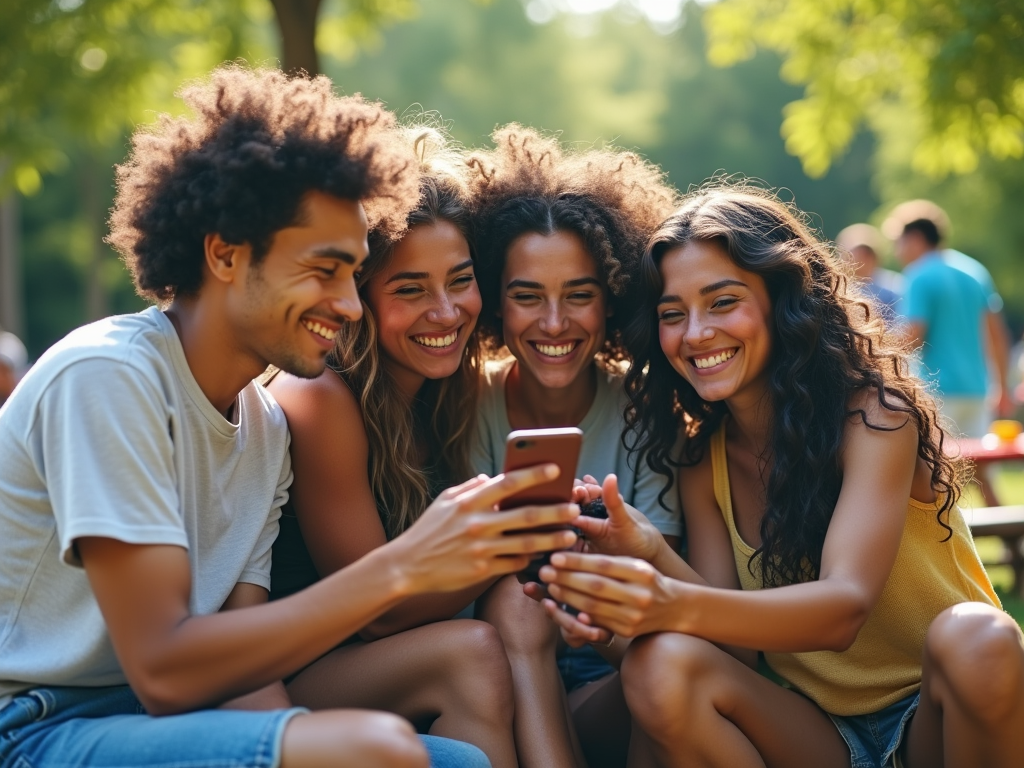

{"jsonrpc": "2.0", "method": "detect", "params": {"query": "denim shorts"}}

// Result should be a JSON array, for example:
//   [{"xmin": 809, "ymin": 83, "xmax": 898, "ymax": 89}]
[
  {"xmin": 828, "ymin": 692, "xmax": 920, "ymax": 768},
  {"xmin": 556, "ymin": 644, "xmax": 615, "ymax": 692},
  {"xmin": 0, "ymin": 685, "xmax": 490, "ymax": 768}
]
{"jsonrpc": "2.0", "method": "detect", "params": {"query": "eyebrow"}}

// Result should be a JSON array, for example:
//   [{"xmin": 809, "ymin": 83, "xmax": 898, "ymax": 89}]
[
  {"xmin": 311, "ymin": 247, "xmax": 357, "ymax": 265},
  {"xmin": 699, "ymin": 279, "xmax": 747, "ymax": 295},
  {"xmin": 506, "ymin": 276, "xmax": 602, "ymax": 290},
  {"xmin": 658, "ymin": 279, "xmax": 748, "ymax": 306},
  {"xmin": 384, "ymin": 259, "xmax": 476, "ymax": 285}
]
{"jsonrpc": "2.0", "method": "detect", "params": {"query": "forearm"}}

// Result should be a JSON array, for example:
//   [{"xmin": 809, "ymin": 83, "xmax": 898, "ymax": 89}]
[
  {"xmin": 359, "ymin": 578, "xmax": 496, "ymax": 640},
  {"xmin": 135, "ymin": 547, "xmax": 410, "ymax": 713},
  {"xmin": 650, "ymin": 537, "xmax": 706, "ymax": 584},
  {"xmin": 987, "ymin": 313, "xmax": 1011, "ymax": 396},
  {"xmin": 666, "ymin": 578, "xmax": 868, "ymax": 653}
]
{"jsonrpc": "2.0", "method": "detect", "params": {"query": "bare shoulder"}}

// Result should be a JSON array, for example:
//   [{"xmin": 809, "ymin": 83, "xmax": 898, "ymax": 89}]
[
  {"xmin": 846, "ymin": 387, "xmax": 916, "ymax": 433},
  {"xmin": 678, "ymin": 441, "xmax": 716, "ymax": 511},
  {"xmin": 267, "ymin": 370, "xmax": 366, "ymax": 445},
  {"xmin": 841, "ymin": 387, "xmax": 919, "ymax": 465}
]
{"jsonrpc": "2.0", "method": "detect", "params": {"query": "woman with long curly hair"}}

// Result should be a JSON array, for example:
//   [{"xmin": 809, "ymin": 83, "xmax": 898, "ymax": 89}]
[
  {"xmin": 465, "ymin": 125, "xmax": 682, "ymax": 768},
  {"xmin": 539, "ymin": 183, "xmax": 1024, "ymax": 767},
  {"xmin": 266, "ymin": 129, "xmax": 527, "ymax": 768}
]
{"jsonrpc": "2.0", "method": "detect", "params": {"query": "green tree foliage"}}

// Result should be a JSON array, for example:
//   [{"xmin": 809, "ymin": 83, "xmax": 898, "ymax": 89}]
[
  {"xmin": 326, "ymin": 1, "xmax": 876, "ymax": 232},
  {"xmin": 705, "ymin": 0, "xmax": 1024, "ymax": 178},
  {"xmin": 0, "ymin": 0, "xmax": 275, "ymax": 193},
  {"xmin": 0, "ymin": 0, "xmax": 419, "ymax": 193}
]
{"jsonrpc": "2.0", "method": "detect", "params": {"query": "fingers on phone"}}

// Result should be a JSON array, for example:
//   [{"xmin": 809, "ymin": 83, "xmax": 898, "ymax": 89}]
[
  {"xmin": 463, "ymin": 463, "xmax": 560, "ymax": 508},
  {"xmin": 542, "ymin": 598, "xmax": 607, "ymax": 642},
  {"xmin": 548, "ymin": 551, "xmax": 653, "ymax": 581}
]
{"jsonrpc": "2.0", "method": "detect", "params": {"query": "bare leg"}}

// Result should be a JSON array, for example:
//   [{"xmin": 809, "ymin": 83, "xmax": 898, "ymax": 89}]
[
  {"xmin": 903, "ymin": 603, "xmax": 1024, "ymax": 768},
  {"xmin": 287, "ymin": 619, "xmax": 516, "ymax": 768},
  {"xmin": 569, "ymin": 672, "xmax": 630, "ymax": 768},
  {"xmin": 281, "ymin": 709, "xmax": 429, "ymax": 768},
  {"xmin": 621, "ymin": 632, "xmax": 850, "ymax": 768},
  {"xmin": 478, "ymin": 574, "xmax": 585, "ymax": 768}
]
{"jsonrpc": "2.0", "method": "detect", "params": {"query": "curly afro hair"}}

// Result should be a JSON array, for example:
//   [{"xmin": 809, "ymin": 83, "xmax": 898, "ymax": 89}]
[
  {"xmin": 107, "ymin": 65, "xmax": 420, "ymax": 302},
  {"xmin": 465, "ymin": 124, "xmax": 677, "ymax": 362}
]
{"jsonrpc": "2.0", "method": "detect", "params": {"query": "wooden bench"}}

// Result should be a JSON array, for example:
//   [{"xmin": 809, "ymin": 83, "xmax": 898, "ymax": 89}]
[{"xmin": 965, "ymin": 505, "xmax": 1024, "ymax": 598}]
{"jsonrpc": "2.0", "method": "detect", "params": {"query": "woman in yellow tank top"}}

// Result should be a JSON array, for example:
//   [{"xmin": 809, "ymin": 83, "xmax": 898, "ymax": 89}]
[{"xmin": 535, "ymin": 183, "xmax": 1024, "ymax": 767}]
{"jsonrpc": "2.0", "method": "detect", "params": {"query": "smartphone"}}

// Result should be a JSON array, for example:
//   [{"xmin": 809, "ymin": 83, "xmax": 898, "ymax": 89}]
[
  {"xmin": 499, "ymin": 427, "xmax": 583, "ymax": 582},
  {"xmin": 499, "ymin": 427, "xmax": 583, "ymax": 510}
]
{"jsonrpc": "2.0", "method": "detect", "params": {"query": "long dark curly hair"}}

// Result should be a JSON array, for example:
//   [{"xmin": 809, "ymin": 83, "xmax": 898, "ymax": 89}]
[
  {"xmin": 466, "ymin": 124, "xmax": 677, "ymax": 363},
  {"xmin": 108, "ymin": 65, "xmax": 418, "ymax": 302},
  {"xmin": 625, "ymin": 183, "xmax": 965, "ymax": 587}
]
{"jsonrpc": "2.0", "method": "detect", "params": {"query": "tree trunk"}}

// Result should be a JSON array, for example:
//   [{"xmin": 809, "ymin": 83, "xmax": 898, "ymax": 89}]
[
  {"xmin": 269, "ymin": 0, "xmax": 323, "ymax": 76},
  {"xmin": 0, "ymin": 182, "xmax": 24, "ymax": 338}
]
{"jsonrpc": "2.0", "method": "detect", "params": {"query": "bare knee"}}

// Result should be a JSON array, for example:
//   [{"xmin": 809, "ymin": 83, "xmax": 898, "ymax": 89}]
[
  {"xmin": 438, "ymin": 619, "xmax": 514, "ymax": 718},
  {"xmin": 622, "ymin": 632, "xmax": 721, "ymax": 739},
  {"xmin": 925, "ymin": 603, "xmax": 1024, "ymax": 722},
  {"xmin": 282, "ymin": 710, "xmax": 427, "ymax": 768},
  {"xmin": 478, "ymin": 575, "xmax": 557, "ymax": 657}
]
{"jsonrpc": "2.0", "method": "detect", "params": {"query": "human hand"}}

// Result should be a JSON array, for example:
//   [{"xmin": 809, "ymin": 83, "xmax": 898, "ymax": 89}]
[
  {"xmin": 539, "ymin": 551, "xmax": 682, "ymax": 638},
  {"xmin": 520, "ymin": 580, "xmax": 614, "ymax": 648},
  {"xmin": 571, "ymin": 474, "xmax": 664, "ymax": 563},
  {"xmin": 392, "ymin": 466, "xmax": 579, "ymax": 594}
]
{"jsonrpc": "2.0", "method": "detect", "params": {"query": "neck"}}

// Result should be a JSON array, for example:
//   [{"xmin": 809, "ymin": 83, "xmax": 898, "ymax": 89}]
[
  {"xmin": 506, "ymin": 361, "xmax": 597, "ymax": 429},
  {"xmin": 724, "ymin": 385, "xmax": 773, "ymax": 456},
  {"xmin": 385, "ymin": 358, "xmax": 427, "ymax": 406},
  {"xmin": 165, "ymin": 297, "xmax": 267, "ymax": 417}
]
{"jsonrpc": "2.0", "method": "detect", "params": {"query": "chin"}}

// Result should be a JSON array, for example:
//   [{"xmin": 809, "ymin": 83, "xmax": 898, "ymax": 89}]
[{"xmin": 277, "ymin": 355, "xmax": 329, "ymax": 380}]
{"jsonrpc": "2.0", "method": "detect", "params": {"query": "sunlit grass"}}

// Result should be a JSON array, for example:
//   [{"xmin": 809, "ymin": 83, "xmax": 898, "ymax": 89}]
[{"xmin": 963, "ymin": 464, "xmax": 1024, "ymax": 627}]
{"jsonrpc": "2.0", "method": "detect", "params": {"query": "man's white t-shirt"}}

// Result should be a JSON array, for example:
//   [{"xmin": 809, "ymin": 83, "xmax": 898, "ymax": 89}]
[
  {"xmin": 471, "ymin": 357, "xmax": 682, "ymax": 537},
  {"xmin": 0, "ymin": 307, "xmax": 292, "ymax": 703}
]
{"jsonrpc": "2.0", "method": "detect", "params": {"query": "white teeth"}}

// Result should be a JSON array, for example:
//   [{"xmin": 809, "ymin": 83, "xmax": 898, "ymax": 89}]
[
  {"xmin": 535, "ymin": 342, "xmax": 575, "ymax": 357},
  {"xmin": 693, "ymin": 349, "xmax": 736, "ymax": 369},
  {"xmin": 413, "ymin": 330, "xmax": 459, "ymax": 349},
  {"xmin": 302, "ymin": 320, "xmax": 337, "ymax": 340}
]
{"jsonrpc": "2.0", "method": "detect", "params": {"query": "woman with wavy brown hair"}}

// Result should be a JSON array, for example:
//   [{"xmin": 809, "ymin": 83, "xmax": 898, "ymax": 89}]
[
  {"xmin": 266, "ymin": 129, "xmax": 523, "ymax": 768},
  {"xmin": 465, "ymin": 125, "xmax": 682, "ymax": 768},
  {"xmin": 539, "ymin": 182, "xmax": 1024, "ymax": 768}
]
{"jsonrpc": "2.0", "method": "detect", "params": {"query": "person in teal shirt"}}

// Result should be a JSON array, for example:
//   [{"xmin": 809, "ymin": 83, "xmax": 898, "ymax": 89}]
[{"xmin": 896, "ymin": 217, "xmax": 992, "ymax": 436}]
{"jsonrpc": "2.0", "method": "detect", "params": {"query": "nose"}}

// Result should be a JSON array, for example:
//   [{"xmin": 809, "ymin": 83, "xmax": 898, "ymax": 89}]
[
  {"xmin": 426, "ymin": 291, "xmax": 459, "ymax": 326},
  {"xmin": 328, "ymin": 281, "xmax": 363, "ymax": 323},
  {"xmin": 538, "ymin": 301, "xmax": 569, "ymax": 335},
  {"xmin": 682, "ymin": 312, "xmax": 713, "ymax": 346}
]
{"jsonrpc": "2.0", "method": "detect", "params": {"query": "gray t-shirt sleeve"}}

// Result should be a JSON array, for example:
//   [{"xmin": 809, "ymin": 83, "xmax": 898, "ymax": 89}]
[
  {"xmin": 239, "ymin": 434, "xmax": 292, "ymax": 589},
  {"xmin": 626, "ymin": 435, "xmax": 682, "ymax": 537},
  {"xmin": 35, "ymin": 359, "xmax": 187, "ymax": 567},
  {"xmin": 470, "ymin": 415, "xmax": 499, "ymax": 478}
]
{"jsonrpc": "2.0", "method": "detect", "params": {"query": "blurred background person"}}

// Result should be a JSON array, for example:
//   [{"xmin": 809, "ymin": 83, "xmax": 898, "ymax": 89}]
[
  {"xmin": 884, "ymin": 200, "xmax": 1013, "ymax": 435},
  {"xmin": 835, "ymin": 222, "xmax": 903, "ymax": 322},
  {"xmin": 0, "ymin": 325, "xmax": 28, "ymax": 406}
]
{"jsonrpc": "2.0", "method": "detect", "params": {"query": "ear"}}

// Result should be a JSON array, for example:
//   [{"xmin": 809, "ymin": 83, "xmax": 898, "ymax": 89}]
[{"xmin": 203, "ymin": 233, "xmax": 250, "ymax": 285}]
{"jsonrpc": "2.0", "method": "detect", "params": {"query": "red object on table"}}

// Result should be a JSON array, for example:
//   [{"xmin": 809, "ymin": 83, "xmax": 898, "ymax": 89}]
[{"xmin": 954, "ymin": 434, "xmax": 1024, "ymax": 465}]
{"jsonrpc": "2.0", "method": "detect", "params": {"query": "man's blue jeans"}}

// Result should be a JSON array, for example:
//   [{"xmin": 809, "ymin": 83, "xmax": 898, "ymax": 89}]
[{"xmin": 0, "ymin": 685, "xmax": 490, "ymax": 768}]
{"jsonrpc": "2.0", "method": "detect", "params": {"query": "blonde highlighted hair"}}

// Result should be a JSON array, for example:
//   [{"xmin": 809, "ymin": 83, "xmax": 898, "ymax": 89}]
[{"xmin": 328, "ymin": 126, "xmax": 480, "ymax": 538}]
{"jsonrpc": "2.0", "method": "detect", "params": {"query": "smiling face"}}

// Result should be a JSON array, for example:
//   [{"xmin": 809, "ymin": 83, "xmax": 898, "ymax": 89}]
[
  {"xmin": 232, "ymin": 191, "xmax": 369, "ymax": 379},
  {"xmin": 363, "ymin": 219, "xmax": 481, "ymax": 392},
  {"xmin": 500, "ymin": 230, "xmax": 608, "ymax": 392},
  {"xmin": 656, "ymin": 239, "xmax": 773, "ymax": 409}
]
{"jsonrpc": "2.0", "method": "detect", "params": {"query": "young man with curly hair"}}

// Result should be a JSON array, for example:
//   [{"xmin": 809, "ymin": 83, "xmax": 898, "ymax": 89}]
[{"xmin": 0, "ymin": 68, "xmax": 581, "ymax": 768}]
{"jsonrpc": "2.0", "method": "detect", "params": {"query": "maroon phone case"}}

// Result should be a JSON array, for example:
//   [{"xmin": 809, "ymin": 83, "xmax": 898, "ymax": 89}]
[{"xmin": 498, "ymin": 427, "xmax": 583, "ymax": 510}]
